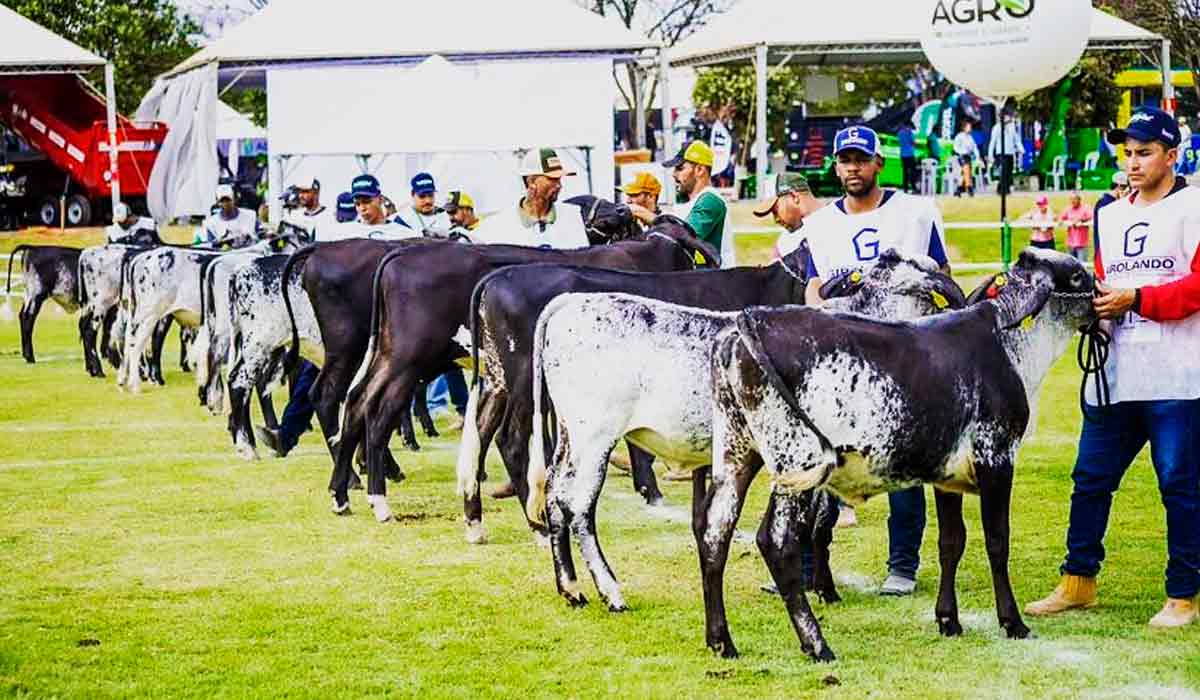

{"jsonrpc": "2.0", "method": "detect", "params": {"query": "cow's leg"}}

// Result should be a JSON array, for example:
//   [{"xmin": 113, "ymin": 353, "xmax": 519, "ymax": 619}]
[
  {"xmin": 256, "ymin": 384, "xmax": 279, "ymax": 431},
  {"xmin": 933, "ymin": 489, "xmax": 967, "ymax": 637},
  {"xmin": 120, "ymin": 314, "xmax": 158, "ymax": 393},
  {"xmin": 319, "ymin": 360, "xmax": 363, "ymax": 512},
  {"xmin": 628, "ymin": 442, "xmax": 663, "ymax": 506},
  {"xmin": 757, "ymin": 490, "xmax": 836, "ymax": 662},
  {"xmin": 19, "ymin": 294, "xmax": 46, "ymax": 363},
  {"xmin": 148, "ymin": 316, "xmax": 172, "ymax": 385},
  {"xmin": 696, "ymin": 421, "xmax": 761, "ymax": 658},
  {"xmin": 413, "ymin": 380, "xmax": 438, "ymax": 438},
  {"xmin": 809, "ymin": 492, "xmax": 841, "ymax": 604},
  {"xmin": 564, "ymin": 437, "xmax": 626, "ymax": 611},
  {"xmin": 78, "ymin": 309, "xmax": 101, "ymax": 377},
  {"xmin": 497, "ymin": 400, "xmax": 539, "ymax": 524},
  {"xmin": 978, "ymin": 470, "xmax": 1030, "ymax": 639},
  {"xmin": 227, "ymin": 358, "xmax": 259, "ymax": 460},
  {"xmin": 460, "ymin": 384, "xmax": 504, "ymax": 544},
  {"xmin": 397, "ymin": 393, "xmax": 421, "ymax": 452},
  {"xmin": 548, "ymin": 427, "xmax": 585, "ymax": 606},
  {"xmin": 361, "ymin": 369, "xmax": 421, "ymax": 523},
  {"xmin": 179, "ymin": 326, "xmax": 191, "ymax": 372},
  {"xmin": 101, "ymin": 306, "xmax": 121, "ymax": 368}
]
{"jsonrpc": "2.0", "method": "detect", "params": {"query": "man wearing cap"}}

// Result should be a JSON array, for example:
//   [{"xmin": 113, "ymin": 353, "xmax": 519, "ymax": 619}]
[
  {"xmin": 346, "ymin": 174, "xmax": 421, "ymax": 241},
  {"xmin": 284, "ymin": 179, "xmax": 335, "ymax": 240},
  {"xmin": 622, "ymin": 171, "xmax": 663, "ymax": 227},
  {"xmin": 395, "ymin": 172, "xmax": 451, "ymax": 236},
  {"xmin": 335, "ymin": 191, "xmax": 357, "ymax": 223},
  {"xmin": 106, "ymin": 203, "xmax": 160, "ymax": 245},
  {"xmin": 473, "ymin": 148, "xmax": 589, "ymax": 249},
  {"xmin": 1026, "ymin": 107, "xmax": 1200, "ymax": 628},
  {"xmin": 443, "ymin": 191, "xmax": 480, "ymax": 241},
  {"xmin": 198, "ymin": 183, "xmax": 261, "ymax": 248},
  {"xmin": 803, "ymin": 124, "xmax": 950, "ymax": 597},
  {"xmin": 665, "ymin": 140, "xmax": 735, "ymax": 267},
  {"xmin": 754, "ymin": 172, "xmax": 823, "ymax": 259}
]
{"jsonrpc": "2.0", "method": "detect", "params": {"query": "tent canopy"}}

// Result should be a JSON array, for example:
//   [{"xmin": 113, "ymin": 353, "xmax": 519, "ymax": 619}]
[
  {"xmin": 0, "ymin": 4, "xmax": 106, "ymax": 74},
  {"xmin": 669, "ymin": 4, "xmax": 1161, "ymax": 67},
  {"xmin": 216, "ymin": 101, "xmax": 265, "ymax": 140},
  {"xmin": 168, "ymin": 0, "xmax": 657, "ymax": 79}
]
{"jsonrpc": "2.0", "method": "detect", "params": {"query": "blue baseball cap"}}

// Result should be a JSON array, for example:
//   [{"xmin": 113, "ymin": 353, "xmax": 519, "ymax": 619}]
[
  {"xmin": 411, "ymin": 172, "xmax": 436, "ymax": 195},
  {"xmin": 336, "ymin": 191, "xmax": 356, "ymax": 222},
  {"xmin": 834, "ymin": 125, "xmax": 880, "ymax": 158},
  {"xmin": 350, "ymin": 174, "xmax": 382, "ymax": 199},
  {"xmin": 1107, "ymin": 107, "xmax": 1181, "ymax": 149}
]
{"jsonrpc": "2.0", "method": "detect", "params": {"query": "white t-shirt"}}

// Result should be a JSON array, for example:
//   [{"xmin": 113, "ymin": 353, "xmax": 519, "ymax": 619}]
[
  {"xmin": 472, "ymin": 200, "xmax": 589, "ymax": 249},
  {"xmin": 804, "ymin": 190, "xmax": 947, "ymax": 280},
  {"xmin": 321, "ymin": 219, "xmax": 422, "ymax": 242},
  {"xmin": 201, "ymin": 208, "xmax": 260, "ymax": 246},
  {"xmin": 106, "ymin": 217, "xmax": 157, "ymax": 243},
  {"xmin": 394, "ymin": 204, "xmax": 451, "ymax": 237},
  {"xmin": 953, "ymin": 132, "xmax": 980, "ymax": 159},
  {"xmin": 1091, "ymin": 182, "xmax": 1200, "ymax": 403},
  {"xmin": 285, "ymin": 205, "xmax": 337, "ymax": 241}
]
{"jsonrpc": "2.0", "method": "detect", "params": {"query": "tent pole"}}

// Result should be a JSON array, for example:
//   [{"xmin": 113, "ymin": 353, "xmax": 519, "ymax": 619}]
[
  {"xmin": 1162, "ymin": 39, "xmax": 1175, "ymax": 114},
  {"xmin": 659, "ymin": 47, "xmax": 675, "ymax": 205},
  {"xmin": 104, "ymin": 63, "xmax": 120, "ymax": 212},
  {"xmin": 268, "ymin": 154, "xmax": 283, "ymax": 225},
  {"xmin": 755, "ymin": 43, "xmax": 768, "ymax": 198},
  {"xmin": 583, "ymin": 145, "xmax": 594, "ymax": 195}
]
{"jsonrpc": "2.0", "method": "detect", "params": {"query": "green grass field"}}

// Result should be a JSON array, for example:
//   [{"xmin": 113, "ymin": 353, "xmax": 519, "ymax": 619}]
[{"xmin": 1, "ymin": 217, "xmax": 1196, "ymax": 698}]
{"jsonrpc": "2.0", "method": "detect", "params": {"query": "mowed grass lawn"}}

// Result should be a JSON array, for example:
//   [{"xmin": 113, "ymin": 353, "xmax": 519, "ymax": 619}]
[{"xmin": 1, "ymin": 215, "xmax": 1198, "ymax": 698}]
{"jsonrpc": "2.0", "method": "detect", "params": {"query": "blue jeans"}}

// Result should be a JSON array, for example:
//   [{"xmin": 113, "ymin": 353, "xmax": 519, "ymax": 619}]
[
  {"xmin": 279, "ymin": 361, "xmax": 318, "ymax": 452},
  {"xmin": 1062, "ymin": 399, "xmax": 1200, "ymax": 599},
  {"xmin": 425, "ymin": 368, "xmax": 469, "ymax": 416},
  {"xmin": 887, "ymin": 486, "xmax": 926, "ymax": 580}
]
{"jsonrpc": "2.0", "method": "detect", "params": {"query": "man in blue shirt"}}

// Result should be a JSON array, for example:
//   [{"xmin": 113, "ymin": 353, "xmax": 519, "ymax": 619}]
[{"xmin": 898, "ymin": 123, "xmax": 917, "ymax": 193}]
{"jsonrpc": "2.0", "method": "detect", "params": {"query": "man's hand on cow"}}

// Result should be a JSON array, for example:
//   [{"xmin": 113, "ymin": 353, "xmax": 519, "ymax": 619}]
[
  {"xmin": 1093, "ymin": 282, "xmax": 1137, "ymax": 320},
  {"xmin": 627, "ymin": 203, "xmax": 657, "ymax": 226}
]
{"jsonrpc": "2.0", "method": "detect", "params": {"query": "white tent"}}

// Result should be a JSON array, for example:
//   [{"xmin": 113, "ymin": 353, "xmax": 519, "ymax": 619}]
[
  {"xmin": 141, "ymin": 0, "xmax": 657, "ymax": 221},
  {"xmin": 668, "ymin": 2, "xmax": 1165, "ymax": 192},
  {"xmin": 0, "ymin": 5, "xmax": 121, "ymax": 210},
  {"xmin": 216, "ymin": 101, "xmax": 263, "ymax": 141}
]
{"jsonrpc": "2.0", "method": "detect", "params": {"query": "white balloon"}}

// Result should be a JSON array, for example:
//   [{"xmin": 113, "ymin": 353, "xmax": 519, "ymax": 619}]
[{"xmin": 919, "ymin": 0, "xmax": 1091, "ymax": 98}]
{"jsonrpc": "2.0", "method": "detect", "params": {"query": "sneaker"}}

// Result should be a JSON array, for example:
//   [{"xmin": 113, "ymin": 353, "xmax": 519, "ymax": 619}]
[
  {"xmin": 254, "ymin": 426, "xmax": 287, "ymax": 458},
  {"xmin": 1148, "ymin": 597, "xmax": 1198, "ymax": 628},
  {"xmin": 609, "ymin": 450, "xmax": 633, "ymax": 474},
  {"xmin": 446, "ymin": 414, "xmax": 466, "ymax": 432},
  {"xmin": 835, "ymin": 505, "xmax": 858, "ymax": 528},
  {"xmin": 880, "ymin": 574, "xmax": 916, "ymax": 596},
  {"xmin": 1024, "ymin": 575, "xmax": 1098, "ymax": 616}
]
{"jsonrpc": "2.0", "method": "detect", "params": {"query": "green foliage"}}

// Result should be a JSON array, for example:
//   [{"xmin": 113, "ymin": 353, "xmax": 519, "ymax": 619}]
[
  {"xmin": 1012, "ymin": 53, "xmax": 1135, "ymax": 128},
  {"xmin": 0, "ymin": 0, "xmax": 198, "ymax": 114},
  {"xmin": 222, "ymin": 89, "xmax": 267, "ymax": 129},
  {"xmin": 692, "ymin": 65, "xmax": 804, "ymax": 162}
]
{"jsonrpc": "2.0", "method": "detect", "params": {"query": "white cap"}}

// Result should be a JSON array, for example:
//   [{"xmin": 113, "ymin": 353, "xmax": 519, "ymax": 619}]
[
  {"xmin": 215, "ymin": 183, "xmax": 235, "ymax": 202},
  {"xmin": 112, "ymin": 202, "xmax": 131, "ymax": 223}
]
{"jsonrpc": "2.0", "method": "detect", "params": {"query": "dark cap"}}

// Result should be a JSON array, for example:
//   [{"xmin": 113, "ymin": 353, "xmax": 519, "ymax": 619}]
[
  {"xmin": 336, "ymin": 191, "xmax": 356, "ymax": 222},
  {"xmin": 411, "ymin": 172, "xmax": 436, "ymax": 195},
  {"xmin": 351, "ymin": 174, "xmax": 382, "ymax": 199},
  {"xmin": 1107, "ymin": 107, "xmax": 1181, "ymax": 149}
]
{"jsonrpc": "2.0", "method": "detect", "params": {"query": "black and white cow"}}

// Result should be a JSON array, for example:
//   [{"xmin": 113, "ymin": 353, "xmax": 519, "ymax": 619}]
[
  {"xmin": 78, "ymin": 243, "xmax": 160, "ymax": 377},
  {"xmin": 693, "ymin": 248, "xmax": 1095, "ymax": 661},
  {"xmin": 523, "ymin": 252, "xmax": 965, "ymax": 613},
  {"xmin": 6, "ymin": 244, "xmax": 81, "ymax": 363},
  {"xmin": 225, "ymin": 253, "xmax": 322, "ymax": 459}
]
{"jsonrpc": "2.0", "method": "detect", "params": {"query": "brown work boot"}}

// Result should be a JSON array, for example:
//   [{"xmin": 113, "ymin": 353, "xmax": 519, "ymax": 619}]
[
  {"xmin": 609, "ymin": 450, "xmax": 632, "ymax": 474},
  {"xmin": 663, "ymin": 464, "xmax": 692, "ymax": 482},
  {"xmin": 1148, "ymin": 597, "xmax": 1199, "ymax": 628},
  {"xmin": 490, "ymin": 481, "xmax": 517, "ymax": 499},
  {"xmin": 1024, "ymin": 574, "xmax": 1098, "ymax": 616}
]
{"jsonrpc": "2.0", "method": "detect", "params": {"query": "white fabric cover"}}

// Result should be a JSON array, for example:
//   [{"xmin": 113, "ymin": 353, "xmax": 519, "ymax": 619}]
[
  {"xmin": 138, "ymin": 64, "xmax": 220, "ymax": 221},
  {"xmin": 0, "ymin": 4, "xmax": 105, "ymax": 70}
]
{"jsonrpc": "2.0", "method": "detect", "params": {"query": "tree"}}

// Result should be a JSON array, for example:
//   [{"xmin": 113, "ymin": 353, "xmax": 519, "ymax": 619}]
[
  {"xmin": 578, "ymin": 0, "xmax": 734, "ymax": 148},
  {"xmin": 1102, "ymin": 0, "xmax": 1200, "ymax": 106},
  {"xmin": 1, "ymin": 0, "xmax": 199, "ymax": 114},
  {"xmin": 1011, "ymin": 52, "xmax": 1135, "ymax": 129}
]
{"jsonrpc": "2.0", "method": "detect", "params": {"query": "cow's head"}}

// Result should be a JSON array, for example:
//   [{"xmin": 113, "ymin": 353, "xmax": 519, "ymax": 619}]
[
  {"xmin": 644, "ymin": 214, "xmax": 721, "ymax": 269},
  {"xmin": 823, "ymin": 248, "xmax": 966, "ymax": 320},
  {"xmin": 564, "ymin": 195, "xmax": 638, "ymax": 245},
  {"xmin": 970, "ymin": 247, "xmax": 1096, "ymax": 331}
]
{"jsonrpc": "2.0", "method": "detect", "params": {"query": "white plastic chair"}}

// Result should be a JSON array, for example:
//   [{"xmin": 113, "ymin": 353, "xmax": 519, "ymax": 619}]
[
  {"xmin": 920, "ymin": 158, "xmax": 940, "ymax": 196},
  {"xmin": 942, "ymin": 158, "xmax": 961, "ymax": 194},
  {"xmin": 974, "ymin": 158, "xmax": 991, "ymax": 192},
  {"xmin": 1049, "ymin": 155, "xmax": 1066, "ymax": 191},
  {"xmin": 1082, "ymin": 151, "xmax": 1099, "ymax": 171}
]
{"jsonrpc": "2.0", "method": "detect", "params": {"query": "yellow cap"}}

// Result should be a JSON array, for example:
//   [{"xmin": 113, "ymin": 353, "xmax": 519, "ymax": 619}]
[
  {"xmin": 665, "ymin": 140, "xmax": 714, "ymax": 168},
  {"xmin": 620, "ymin": 172, "xmax": 663, "ymax": 197}
]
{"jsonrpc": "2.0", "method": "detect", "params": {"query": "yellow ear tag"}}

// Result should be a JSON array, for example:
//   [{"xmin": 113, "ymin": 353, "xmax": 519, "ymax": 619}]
[
  {"xmin": 994, "ymin": 274, "xmax": 1007, "ymax": 288},
  {"xmin": 1020, "ymin": 315, "xmax": 1035, "ymax": 331},
  {"xmin": 694, "ymin": 251, "xmax": 706, "ymax": 266},
  {"xmin": 850, "ymin": 271, "xmax": 863, "ymax": 283},
  {"xmin": 931, "ymin": 290, "xmax": 949, "ymax": 310}
]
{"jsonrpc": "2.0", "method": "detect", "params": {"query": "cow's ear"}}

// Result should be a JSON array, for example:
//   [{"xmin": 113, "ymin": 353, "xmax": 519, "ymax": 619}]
[
  {"xmin": 966, "ymin": 273, "xmax": 1000, "ymax": 305},
  {"xmin": 1002, "ymin": 269, "xmax": 1054, "ymax": 330},
  {"xmin": 877, "ymin": 248, "xmax": 903, "ymax": 268},
  {"xmin": 930, "ymin": 273, "xmax": 967, "ymax": 310}
]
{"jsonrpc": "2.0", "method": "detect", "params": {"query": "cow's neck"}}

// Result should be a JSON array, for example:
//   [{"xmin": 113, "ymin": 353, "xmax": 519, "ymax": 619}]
[{"xmin": 994, "ymin": 303, "xmax": 1076, "ymax": 407}]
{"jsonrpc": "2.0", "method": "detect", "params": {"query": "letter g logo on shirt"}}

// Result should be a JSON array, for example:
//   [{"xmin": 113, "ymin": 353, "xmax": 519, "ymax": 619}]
[
  {"xmin": 1123, "ymin": 222, "xmax": 1150, "ymax": 257},
  {"xmin": 853, "ymin": 227, "xmax": 880, "ymax": 261}
]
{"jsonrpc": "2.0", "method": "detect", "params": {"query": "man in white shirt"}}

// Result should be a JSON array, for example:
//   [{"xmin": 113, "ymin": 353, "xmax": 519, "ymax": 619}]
[
  {"xmin": 804, "ymin": 124, "xmax": 951, "ymax": 597},
  {"xmin": 472, "ymin": 148, "xmax": 589, "ymax": 249},
  {"xmin": 323, "ymin": 175, "xmax": 420, "ymax": 241},
  {"xmin": 394, "ymin": 172, "xmax": 451, "ymax": 236},
  {"xmin": 105, "ymin": 202, "xmax": 159, "ymax": 245},
  {"xmin": 988, "ymin": 113, "xmax": 1024, "ymax": 197},
  {"xmin": 952, "ymin": 122, "xmax": 981, "ymax": 197},
  {"xmin": 197, "ymin": 184, "xmax": 260, "ymax": 248},
  {"xmin": 283, "ymin": 178, "xmax": 335, "ymax": 240}
]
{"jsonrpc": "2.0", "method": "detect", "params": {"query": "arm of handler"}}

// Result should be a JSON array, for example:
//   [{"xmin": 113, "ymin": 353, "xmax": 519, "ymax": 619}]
[
  {"xmin": 805, "ymin": 277, "xmax": 824, "ymax": 307},
  {"xmin": 1094, "ymin": 244, "xmax": 1200, "ymax": 321}
]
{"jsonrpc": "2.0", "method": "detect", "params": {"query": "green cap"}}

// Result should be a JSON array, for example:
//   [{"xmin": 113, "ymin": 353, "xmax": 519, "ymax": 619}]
[{"xmin": 753, "ymin": 172, "xmax": 811, "ymax": 217}]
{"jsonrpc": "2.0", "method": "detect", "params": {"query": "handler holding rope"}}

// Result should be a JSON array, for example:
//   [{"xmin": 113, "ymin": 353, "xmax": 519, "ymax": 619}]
[{"xmin": 1027, "ymin": 107, "xmax": 1200, "ymax": 628}]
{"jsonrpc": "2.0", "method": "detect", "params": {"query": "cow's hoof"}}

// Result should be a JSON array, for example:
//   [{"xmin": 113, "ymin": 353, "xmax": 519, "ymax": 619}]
[
  {"xmin": 235, "ymin": 445, "xmax": 259, "ymax": 462},
  {"xmin": 707, "ymin": 638, "xmax": 739, "ymax": 659},
  {"xmin": 331, "ymin": 498, "xmax": 352, "ymax": 516},
  {"xmin": 404, "ymin": 442, "xmax": 420, "ymax": 453},
  {"xmin": 367, "ymin": 495, "xmax": 392, "ymax": 523},
  {"xmin": 563, "ymin": 592, "xmax": 588, "ymax": 608},
  {"xmin": 384, "ymin": 469, "xmax": 406, "ymax": 484},
  {"xmin": 643, "ymin": 494, "xmax": 665, "ymax": 508},
  {"xmin": 464, "ymin": 520, "xmax": 488, "ymax": 545},
  {"xmin": 606, "ymin": 601, "xmax": 628, "ymax": 613},
  {"xmin": 937, "ymin": 618, "xmax": 964, "ymax": 637},
  {"xmin": 815, "ymin": 588, "xmax": 842, "ymax": 604},
  {"xmin": 809, "ymin": 645, "xmax": 836, "ymax": 663},
  {"xmin": 424, "ymin": 428, "xmax": 440, "ymax": 439},
  {"xmin": 1004, "ymin": 622, "xmax": 1032, "ymax": 640}
]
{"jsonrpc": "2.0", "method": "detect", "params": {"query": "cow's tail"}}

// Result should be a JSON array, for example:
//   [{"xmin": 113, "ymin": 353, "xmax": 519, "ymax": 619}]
[
  {"xmin": 76, "ymin": 252, "xmax": 89, "ymax": 308},
  {"xmin": 4, "ymin": 244, "xmax": 32, "ymax": 319},
  {"xmin": 734, "ymin": 310, "xmax": 837, "ymax": 492},
  {"xmin": 525, "ymin": 294, "xmax": 569, "ymax": 527},
  {"xmin": 467, "ymin": 270, "xmax": 495, "ymax": 389},
  {"xmin": 281, "ymin": 244, "xmax": 317, "ymax": 374}
]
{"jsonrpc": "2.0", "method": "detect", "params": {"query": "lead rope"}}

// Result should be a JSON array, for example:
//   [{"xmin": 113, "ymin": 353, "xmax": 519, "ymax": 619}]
[{"xmin": 1077, "ymin": 318, "xmax": 1111, "ymax": 423}]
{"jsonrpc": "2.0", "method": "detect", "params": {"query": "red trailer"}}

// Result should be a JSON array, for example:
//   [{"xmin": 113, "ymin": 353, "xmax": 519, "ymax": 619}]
[{"xmin": 0, "ymin": 74, "xmax": 167, "ymax": 227}]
